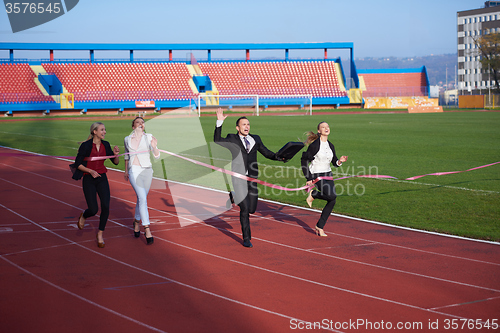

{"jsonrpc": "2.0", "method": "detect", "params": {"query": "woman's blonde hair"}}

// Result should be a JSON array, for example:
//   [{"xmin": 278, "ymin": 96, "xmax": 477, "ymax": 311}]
[
  {"xmin": 87, "ymin": 122, "xmax": 104, "ymax": 141},
  {"xmin": 304, "ymin": 121, "xmax": 327, "ymax": 145}
]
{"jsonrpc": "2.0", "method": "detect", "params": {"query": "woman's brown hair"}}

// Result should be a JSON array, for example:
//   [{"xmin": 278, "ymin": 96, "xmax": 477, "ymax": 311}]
[
  {"xmin": 304, "ymin": 121, "xmax": 327, "ymax": 145},
  {"xmin": 131, "ymin": 116, "xmax": 146, "ymax": 132}
]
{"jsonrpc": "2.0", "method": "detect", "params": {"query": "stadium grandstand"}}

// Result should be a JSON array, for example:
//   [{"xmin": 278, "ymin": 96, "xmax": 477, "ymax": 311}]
[
  {"xmin": 358, "ymin": 67, "xmax": 429, "ymax": 98},
  {"xmin": 0, "ymin": 42, "xmax": 436, "ymax": 116},
  {"xmin": 357, "ymin": 67, "xmax": 440, "ymax": 111}
]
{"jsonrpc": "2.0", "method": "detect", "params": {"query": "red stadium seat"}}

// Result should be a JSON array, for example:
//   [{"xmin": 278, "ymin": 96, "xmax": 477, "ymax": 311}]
[
  {"xmin": 3, "ymin": 59, "xmax": 352, "ymax": 106},
  {"xmin": 0, "ymin": 63, "xmax": 55, "ymax": 103},
  {"xmin": 361, "ymin": 72, "xmax": 427, "ymax": 98},
  {"xmin": 199, "ymin": 60, "xmax": 345, "ymax": 98}
]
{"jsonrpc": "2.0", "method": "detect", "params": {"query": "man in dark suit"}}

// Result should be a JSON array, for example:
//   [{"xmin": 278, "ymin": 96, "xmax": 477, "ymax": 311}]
[{"xmin": 214, "ymin": 108, "xmax": 284, "ymax": 248}]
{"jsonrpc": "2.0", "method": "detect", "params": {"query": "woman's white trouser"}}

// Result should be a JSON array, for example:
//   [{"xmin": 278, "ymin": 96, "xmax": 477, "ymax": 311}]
[{"xmin": 128, "ymin": 165, "xmax": 153, "ymax": 226}]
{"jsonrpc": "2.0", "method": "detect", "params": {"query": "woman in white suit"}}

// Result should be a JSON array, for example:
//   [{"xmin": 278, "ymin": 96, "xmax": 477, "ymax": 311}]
[{"xmin": 124, "ymin": 117, "xmax": 160, "ymax": 245}]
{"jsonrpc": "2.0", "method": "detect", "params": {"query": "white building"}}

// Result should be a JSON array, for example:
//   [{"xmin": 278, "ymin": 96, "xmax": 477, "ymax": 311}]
[{"xmin": 457, "ymin": 1, "xmax": 500, "ymax": 95}]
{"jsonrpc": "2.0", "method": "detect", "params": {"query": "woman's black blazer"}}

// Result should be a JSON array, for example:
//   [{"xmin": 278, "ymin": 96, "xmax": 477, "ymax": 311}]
[
  {"xmin": 300, "ymin": 138, "xmax": 340, "ymax": 181},
  {"xmin": 70, "ymin": 139, "xmax": 117, "ymax": 180}
]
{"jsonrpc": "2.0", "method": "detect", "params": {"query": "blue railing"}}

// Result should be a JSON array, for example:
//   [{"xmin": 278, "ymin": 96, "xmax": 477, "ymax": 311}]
[{"xmin": 1, "ymin": 57, "xmax": 341, "ymax": 65}]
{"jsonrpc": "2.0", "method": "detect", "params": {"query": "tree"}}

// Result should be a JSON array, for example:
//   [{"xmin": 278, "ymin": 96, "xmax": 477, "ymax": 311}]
[{"xmin": 473, "ymin": 32, "xmax": 500, "ymax": 92}]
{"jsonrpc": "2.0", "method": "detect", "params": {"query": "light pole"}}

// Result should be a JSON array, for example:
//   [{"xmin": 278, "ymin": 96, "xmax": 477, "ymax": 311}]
[{"xmin": 489, "ymin": 63, "xmax": 491, "ymax": 107}]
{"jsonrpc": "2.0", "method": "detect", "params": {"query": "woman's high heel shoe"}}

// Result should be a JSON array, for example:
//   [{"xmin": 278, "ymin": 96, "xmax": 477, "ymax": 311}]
[
  {"xmin": 144, "ymin": 226, "xmax": 154, "ymax": 245},
  {"xmin": 315, "ymin": 226, "xmax": 327, "ymax": 237},
  {"xmin": 306, "ymin": 191, "xmax": 314, "ymax": 208},
  {"xmin": 133, "ymin": 219, "xmax": 140, "ymax": 238},
  {"xmin": 96, "ymin": 234, "xmax": 105, "ymax": 248},
  {"xmin": 77, "ymin": 212, "xmax": 85, "ymax": 230}
]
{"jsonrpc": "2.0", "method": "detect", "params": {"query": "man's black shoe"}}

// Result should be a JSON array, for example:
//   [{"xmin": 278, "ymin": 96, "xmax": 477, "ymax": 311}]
[{"xmin": 243, "ymin": 240, "xmax": 253, "ymax": 248}]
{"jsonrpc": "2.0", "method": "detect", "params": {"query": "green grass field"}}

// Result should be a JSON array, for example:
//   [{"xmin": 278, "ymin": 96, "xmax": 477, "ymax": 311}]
[{"xmin": 1, "ymin": 111, "xmax": 499, "ymax": 241}]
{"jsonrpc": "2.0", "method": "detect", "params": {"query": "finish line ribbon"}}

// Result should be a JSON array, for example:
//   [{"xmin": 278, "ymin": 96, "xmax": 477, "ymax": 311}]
[
  {"xmin": 6, "ymin": 150, "xmax": 496, "ymax": 191},
  {"xmin": 92, "ymin": 148, "xmax": 500, "ymax": 192},
  {"xmin": 157, "ymin": 149, "xmax": 401, "ymax": 191},
  {"xmin": 84, "ymin": 148, "xmax": 397, "ymax": 191},
  {"xmin": 145, "ymin": 151, "xmax": 499, "ymax": 190},
  {"xmin": 63, "ymin": 149, "xmax": 500, "ymax": 191},
  {"xmin": 0, "ymin": 152, "xmax": 75, "ymax": 159},
  {"xmin": 158, "ymin": 149, "xmax": 312, "ymax": 192},
  {"xmin": 83, "ymin": 150, "xmax": 149, "ymax": 161},
  {"xmin": 405, "ymin": 161, "xmax": 500, "ymax": 181}
]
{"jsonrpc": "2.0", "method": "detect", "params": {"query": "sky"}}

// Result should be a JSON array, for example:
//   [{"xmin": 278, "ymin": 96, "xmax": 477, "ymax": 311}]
[{"xmin": 0, "ymin": 0, "xmax": 482, "ymax": 60}]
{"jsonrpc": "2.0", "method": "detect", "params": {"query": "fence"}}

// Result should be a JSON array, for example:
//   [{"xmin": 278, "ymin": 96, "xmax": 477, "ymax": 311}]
[{"xmin": 455, "ymin": 94, "xmax": 500, "ymax": 108}]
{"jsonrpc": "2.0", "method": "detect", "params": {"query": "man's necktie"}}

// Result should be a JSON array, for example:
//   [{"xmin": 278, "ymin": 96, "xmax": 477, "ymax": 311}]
[{"xmin": 244, "ymin": 137, "xmax": 250, "ymax": 153}]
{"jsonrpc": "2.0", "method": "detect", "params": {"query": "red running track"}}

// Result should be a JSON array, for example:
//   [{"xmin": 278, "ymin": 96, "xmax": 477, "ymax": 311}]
[{"xmin": 0, "ymin": 146, "xmax": 499, "ymax": 333}]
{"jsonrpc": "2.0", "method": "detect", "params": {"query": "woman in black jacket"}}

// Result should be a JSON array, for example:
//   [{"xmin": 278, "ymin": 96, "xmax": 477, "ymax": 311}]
[
  {"xmin": 71, "ymin": 122, "xmax": 119, "ymax": 248},
  {"xmin": 301, "ymin": 122, "xmax": 348, "ymax": 237}
]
